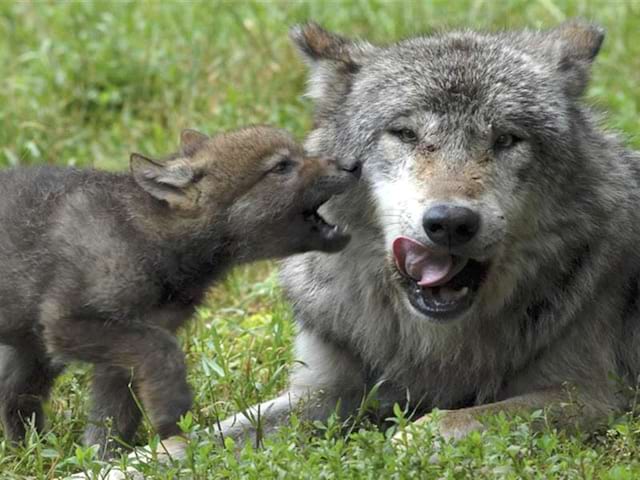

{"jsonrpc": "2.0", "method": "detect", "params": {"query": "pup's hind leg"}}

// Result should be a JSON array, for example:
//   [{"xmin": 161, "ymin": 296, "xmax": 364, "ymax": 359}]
[
  {"xmin": 83, "ymin": 365, "xmax": 143, "ymax": 458},
  {"xmin": 0, "ymin": 344, "xmax": 62, "ymax": 443}
]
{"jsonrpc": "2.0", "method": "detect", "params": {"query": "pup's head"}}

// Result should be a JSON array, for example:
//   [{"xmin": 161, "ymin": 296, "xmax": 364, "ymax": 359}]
[
  {"xmin": 291, "ymin": 21, "xmax": 605, "ymax": 322},
  {"xmin": 130, "ymin": 126, "xmax": 360, "ymax": 258}
]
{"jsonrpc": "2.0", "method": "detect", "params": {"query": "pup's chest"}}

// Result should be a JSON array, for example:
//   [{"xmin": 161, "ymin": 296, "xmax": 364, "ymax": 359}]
[
  {"xmin": 147, "ymin": 283, "xmax": 207, "ymax": 332},
  {"xmin": 143, "ymin": 302, "xmax": 197, "ymax": 332}
]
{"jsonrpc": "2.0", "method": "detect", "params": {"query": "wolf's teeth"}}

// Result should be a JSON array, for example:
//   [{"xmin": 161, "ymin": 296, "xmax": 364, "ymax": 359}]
[{"xmin": 436, "ymin": 286, "xmax": 469, "ymax": 303}]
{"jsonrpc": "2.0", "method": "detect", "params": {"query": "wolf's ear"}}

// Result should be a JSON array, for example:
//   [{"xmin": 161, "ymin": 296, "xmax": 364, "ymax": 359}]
[
  {"xmin": 547, "ymin": 20, "xmax": 605, "ymax": 97},
  {"xmin": 130, "ymin": 153, "xmax": 195, "ymax": 206},
  {"xmin": 289, "ymin": 22, "xmax": 374, "ymax": 103},
  {"xmin": 180, "ymin": 129, "xmax": 208, "ymax": 154}
]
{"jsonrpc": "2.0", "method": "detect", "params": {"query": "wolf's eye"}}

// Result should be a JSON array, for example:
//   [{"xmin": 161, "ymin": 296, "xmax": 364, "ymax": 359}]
[
  {"xmin": 390, "ymin": 128, "xmax": 418, "ymax": 144},
  {"xmin": 270, "ymin": 158, "xmax": 295, "ymax": 174},
  {"xmin": 494, "ymin": 134, "xmax": 520, "ymax": 150}
]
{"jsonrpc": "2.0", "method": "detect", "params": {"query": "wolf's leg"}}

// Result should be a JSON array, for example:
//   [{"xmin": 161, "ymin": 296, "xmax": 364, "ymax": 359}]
[
  {"xmin": 0, "ymin": 344, "xmax": 62, "ymax": 443},
  {"xmin": 83, "ymin": 365, "xmax": 143, "ymax": 458},
  {"xmin": 214, "ymin": 329, "xmax": 368, "ymax": 447},
  {"xmin": 212, "ymin": 391, "xmax": 305, "ymax": 448},
  {"xmin": 396, "ymin": 386, "xmax": 615, "ymax": 443},
  {"xmin": 42, "ymin": 316, "xmax": 192, "ymax": 441}
]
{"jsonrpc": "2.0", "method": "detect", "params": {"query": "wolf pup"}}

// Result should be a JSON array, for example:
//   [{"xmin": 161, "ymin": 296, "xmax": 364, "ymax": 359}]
[
  {"xmin": 0, "ymin": 125, "xmax": 360, "ymax": 454},
  {"xmin": 213, "ymin": 21, "xmax": 640, "ymax": 445}
]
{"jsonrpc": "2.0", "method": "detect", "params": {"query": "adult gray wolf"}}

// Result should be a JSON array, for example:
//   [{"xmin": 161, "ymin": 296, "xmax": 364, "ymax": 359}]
[
  {"xmin": 215, "ymin": 20, "xmax": 640, "ymax": 445},
  {"xmin": 0, "ymin": 125, "xmax": 359, "ymax": 457}
]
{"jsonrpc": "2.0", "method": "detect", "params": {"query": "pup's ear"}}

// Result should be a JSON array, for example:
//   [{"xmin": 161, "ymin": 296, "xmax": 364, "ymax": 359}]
[
  {"xmin": 180, "ymin": 129, "xmax": 208, "ymax": 154},
  {"xmin": 130, "ymin": 153, "xmax": 195, "ymax": 206},
  {"xmin": 289, "ymin": 22, "xmax": 374, "ymax": 104},
  {"xmin": 547, "ymin": 20, "xmax": 605, "ymax": 97}
]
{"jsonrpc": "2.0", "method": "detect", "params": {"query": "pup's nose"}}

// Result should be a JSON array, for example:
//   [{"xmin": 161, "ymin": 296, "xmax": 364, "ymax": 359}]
[
  {"xmin": 423, "ymin": 204, "xmax": 480, "ymax": 247},
  {"xmin": 340, "ymin": 160, "xmax": 362, "ymax": 179}
]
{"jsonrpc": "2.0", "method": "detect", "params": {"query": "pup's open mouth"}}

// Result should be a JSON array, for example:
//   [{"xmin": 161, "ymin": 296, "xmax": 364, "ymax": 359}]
[
  {"xmin": 301, "ymin": 202, "xmax": 350, "ymax": 253},
  {"xmin": 392, "ymin": 236, "xmax": 488, "ymax": 321}
]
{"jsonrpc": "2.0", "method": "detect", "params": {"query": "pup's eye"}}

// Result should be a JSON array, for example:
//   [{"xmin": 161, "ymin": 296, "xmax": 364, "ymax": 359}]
[
  {"xmin": 390, "ymin": 128, "xmax": 418, "ymax": 144},
  {"xmin": 494, "ymin": 134, "xmax": 520, "ymax": 150},
  {"xmin": 270, "ymin": 158, "xmax": 295, "ymax": 174}
]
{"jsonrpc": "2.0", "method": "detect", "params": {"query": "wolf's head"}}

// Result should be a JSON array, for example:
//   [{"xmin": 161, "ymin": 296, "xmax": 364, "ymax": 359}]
[
  {"xmin": 291, "ymin": 21, "xmax": 607, "ymax": 323},
  {"xmin": 130, "ymin": 126, "xmax": 359, "ymax": 259}
]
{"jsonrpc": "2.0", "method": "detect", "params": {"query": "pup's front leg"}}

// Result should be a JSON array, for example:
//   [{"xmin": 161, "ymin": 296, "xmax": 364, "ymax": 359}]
[
  {"xmin": 83, "ymin": 365, "xmax": 143, "ymax": 459},
  {"xmin": 64, "ymin": 391, "xmax": 324, "ymax": 480},
  {"xmin": 42, "ymin": 311, "xmax": 193, "ymax": 449}
]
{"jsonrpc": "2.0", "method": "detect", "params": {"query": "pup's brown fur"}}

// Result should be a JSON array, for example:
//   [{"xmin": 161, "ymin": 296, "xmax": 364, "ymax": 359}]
[{"xmin": 0, "ymin": 125, "xmax": 359, "ymax": 455}]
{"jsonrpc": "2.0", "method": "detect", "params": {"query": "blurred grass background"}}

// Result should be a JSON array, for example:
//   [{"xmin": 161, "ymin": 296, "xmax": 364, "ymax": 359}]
[
  {"xmin": 1, "ymin": 0, "xmax": 638, "ymax": 171},
  {"xmin": 1, "ymin": 1, "xmax": 640, "ymax": 478}
]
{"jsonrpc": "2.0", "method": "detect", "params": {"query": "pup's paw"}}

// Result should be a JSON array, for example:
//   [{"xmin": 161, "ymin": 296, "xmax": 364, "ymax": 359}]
[
  {"xmin": 64, "ymin": 466, "xmax": 144, "ymax": 480},
  {"xmin": 132, "ymin": 435, "xmax": 189, "ymax": 464},
  {"xmin": 63, "ymin": 436, "xmax": 189, "ymax": 480}
]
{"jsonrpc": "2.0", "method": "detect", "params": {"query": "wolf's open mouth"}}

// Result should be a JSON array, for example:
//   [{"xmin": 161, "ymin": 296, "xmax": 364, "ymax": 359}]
[
  {"xmin": 302, "ymin": 203, "xmax": 350, "ymax": 252},
  {"xmin": 392, "ymin": 236, "xmax": 488, "ymax": 320}
]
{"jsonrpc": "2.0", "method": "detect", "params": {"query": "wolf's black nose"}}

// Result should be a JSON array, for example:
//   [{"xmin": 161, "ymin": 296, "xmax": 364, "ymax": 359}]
[{"xmin": 423, "ymin": 204, "xmax": 480, "ymax": 247}]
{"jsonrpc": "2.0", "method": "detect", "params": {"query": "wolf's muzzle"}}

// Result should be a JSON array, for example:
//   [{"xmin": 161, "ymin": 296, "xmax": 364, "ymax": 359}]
[{"xmin": 423, "ymin": 204, "xmax": 480, "ymax": 247}]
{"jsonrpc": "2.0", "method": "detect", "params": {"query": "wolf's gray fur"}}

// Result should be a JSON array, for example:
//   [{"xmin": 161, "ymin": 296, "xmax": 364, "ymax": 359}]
[
  {"xmin": 215, "ymin": 21, "xmax": 640, "ymax": 444},
  {"xmin": 0, "ymin": 125, "xmax": 359, "ymax": 455}
]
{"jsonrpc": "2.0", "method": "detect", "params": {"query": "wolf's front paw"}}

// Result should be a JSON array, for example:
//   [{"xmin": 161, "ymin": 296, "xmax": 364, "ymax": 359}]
[
  {"xmin": 392, "ymin": 409, "xmax": 485, "ymax": 445},
  {"xmin": 432, "ymin": 409, "xmax": 485, "ymax": 441}
]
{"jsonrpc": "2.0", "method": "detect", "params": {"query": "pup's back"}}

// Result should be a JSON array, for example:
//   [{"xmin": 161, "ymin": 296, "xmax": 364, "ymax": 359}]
[{"xmin": 0, "ymin": 167, "xmax": 134, "ymax": 341}]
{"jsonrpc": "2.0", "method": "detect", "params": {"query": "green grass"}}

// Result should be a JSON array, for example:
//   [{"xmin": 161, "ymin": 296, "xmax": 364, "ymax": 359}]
[{"xmin": 1, "ymin": 1, "xmax": 639, "ymax": 478}]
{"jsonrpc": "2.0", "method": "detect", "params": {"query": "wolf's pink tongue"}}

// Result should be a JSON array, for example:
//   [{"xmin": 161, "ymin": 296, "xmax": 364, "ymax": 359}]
[{"xmin": 392, "ymin": 236, "xmax": 454, "ymax": 287}]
